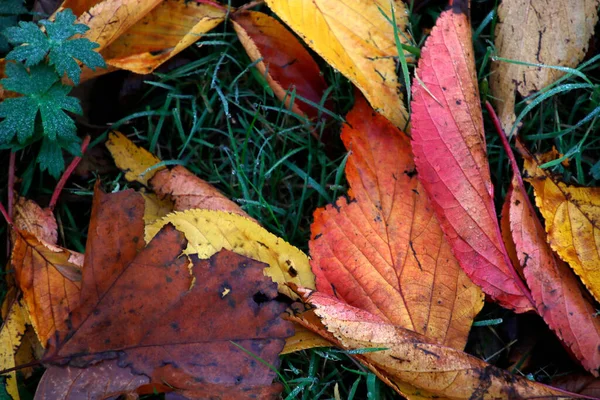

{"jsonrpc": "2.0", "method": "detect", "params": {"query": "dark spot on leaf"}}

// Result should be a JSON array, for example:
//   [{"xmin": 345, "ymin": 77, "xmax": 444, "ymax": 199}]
[
  {"xmin": 253, "ymin": 291, "xmax": 269, "ymax": 304},
  {"xmin": 288, "ymin": 266, "xmax": 298, "ymax": 277}
]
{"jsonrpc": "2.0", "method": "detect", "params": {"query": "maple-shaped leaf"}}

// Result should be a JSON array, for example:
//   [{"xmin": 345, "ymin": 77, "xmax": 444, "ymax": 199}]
[
  {"xmin": 410, "ymin": 1, "xmax": 534, "ymax": 312},
  {"xmin": 232, "ymin": 10, "xmax": 332, "ymax": 121},
  {"xmin": 310, "ymin": 95, "xmax": 483, "ymax": 350},
  {"xmin": 290, "ymin": 288, "xmax": 575, "ymax": 399},
  {"xmin": 37, "ymin": 186, "xmax": 292, "ymax": 398},
  {"xmin": 5, "ymin": 9, "xmax": 105, "ymax": 84},
  {"xmin": 523, "ymin": 149, "xmax": 600, "ymax": 303},
  {"xmin": 0, "ymin": 63, "xmax": 81, "ymax": 144},
  {"xmin": 100, "ymin": 0, "xmax": 226, "ymax": 74}
]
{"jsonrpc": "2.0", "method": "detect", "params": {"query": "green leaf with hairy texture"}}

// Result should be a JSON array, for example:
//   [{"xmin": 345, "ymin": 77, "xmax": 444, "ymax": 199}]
[
  {"xmin": 5, "ymin": 9, "xmax": 105, "ymax": 84},
  {"xmin": 38, "ymin": 137, "xmax": 65, "ymax": 178},
  {"xmin": 0, "ymin": 0, "xmax": 25, "ymax": 54},
  {"xmin": 0, "ymin": 63, "xmax": 82, "ymax": 144}
]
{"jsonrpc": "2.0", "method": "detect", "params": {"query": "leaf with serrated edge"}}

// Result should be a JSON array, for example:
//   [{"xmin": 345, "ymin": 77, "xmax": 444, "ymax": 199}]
[
  {"xmin": 410, "ymin": 1, "xmax": 533, "ymax": 312},
  {"xmin": 310, "ymin": 95, "xmax": 483, "ymax": 350}
]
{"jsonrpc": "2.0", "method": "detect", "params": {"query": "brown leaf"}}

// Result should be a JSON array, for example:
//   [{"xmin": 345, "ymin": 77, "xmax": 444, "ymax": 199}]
[
  {"xmin": 150, "ymin": 165, "xmax": 253, "ymax": 220},
  {"xmin": 490, "ymin": 0, "xmax": 600, "ymax": 134},
  {"xmin": 410, "ymin": 1, "xmax": 534, "ymax": 312},
  {"xmin": 310, "ymin": 95, "xmax": 483, "ymax": 350},
  {"xmin": 293, "ymin": 288, "xmax": 576, "ymax": 399},
  {"xmin": 232, "ymin": 11, "xmax": 332, "ymax": 121},
  {"xmin": 38, "ymin": 188, "xmax": 292, "ymax": 398},
  {"xmin": 13, "ymin": 197, "xmax": 57, "ymax": 244},
  {"xmin": 506, "ymin": 171, "xmax": 600, "ymax": 375}
]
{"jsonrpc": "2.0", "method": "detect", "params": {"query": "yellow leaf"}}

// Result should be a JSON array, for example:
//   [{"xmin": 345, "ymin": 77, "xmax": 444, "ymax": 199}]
[
  {"xmin": 146, "ymin": 209, "xmax": 315, "ymax": 298},
  {"xmin": 101, "ymin": 0, "xmax": 227, "ymax": 74},
  {"xmin": 490, "ymin": 0, "xmax": 599, "ymax": 134},
  {"xmin": 265, "ymin": 0, "xmax": 410, "ymax": 128},
  {"xmin": 0, "ymin": 297, "xmax": 29, "ymax": 400},
  {"xmin": 105, "ymin": 131, "xmax": 163, "ymax": 186},
  {"xmin": 141, "ymin": 193, "xmax": 174, "ymax": 226},
  {"xmin": 76, "ymin": 0, "xmax": 163, "ymax": 52},
  {"xmin": 281, "ymin": 325, "xmax": 332, "ymax": 354},
  {"xmin": 524, "ymin": 150, "xmax": 600, "ymax": 302}
]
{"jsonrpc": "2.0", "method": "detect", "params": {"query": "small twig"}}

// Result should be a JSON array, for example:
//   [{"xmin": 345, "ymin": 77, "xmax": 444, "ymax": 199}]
[
  {"xmin": 49, "ymin": 135, "xmax": 91, "ymax": 210},
  {"xmin": 236, "ymin": 0, "xmax": 265, "ymax": 13},
  {"xmin": 0, "ymin": 202, "xmax": 12, "ymax": 227}
]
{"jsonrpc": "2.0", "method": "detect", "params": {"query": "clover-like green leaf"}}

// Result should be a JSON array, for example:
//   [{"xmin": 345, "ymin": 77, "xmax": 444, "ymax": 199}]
[
  {"xmin": 0, "ymin": 62, "xmax": 82, "ymax": 144},
  {"xmin": 5, "ymin": 9, "xmax": 105, "ymax": 84}
]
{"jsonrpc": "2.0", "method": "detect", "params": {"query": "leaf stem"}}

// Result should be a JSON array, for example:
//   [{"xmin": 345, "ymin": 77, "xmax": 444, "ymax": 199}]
[
  {"xmin": 236, "ymin": 0, "xmax": 265, "ymax": 13},
  {"xmin": 192, "ymin": 0, "xmax": 229, "ymax": 10},
  {"xmin": 49, "ymin": 135, "xmax": 90, "ymax": 210}
]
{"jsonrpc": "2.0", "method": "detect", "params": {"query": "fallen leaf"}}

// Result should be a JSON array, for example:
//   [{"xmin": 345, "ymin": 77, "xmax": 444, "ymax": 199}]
[
  {"xmin": 101, "ymin": 0, "xmax": 227, "ymax": 74},
  {"xmin": 281, "ymin": 325, "xmax": 333, "ymax": 354},
  {"xmin": 507, "ymin": 171, "xmax": 600, "ymax": 375},
  {"xmin": 265, "ymin": 0, "xmax": 410, "ymax": 128},
  {"xmin": 523, "ymin": 149, "xmax": 600, "ymax": 304},
  {"xmin": 38, "ymin": 186, "xmax": 293, "ymax": 398},
  {"xmin": 293, "ymin": 288, "xmax": 575, "ymax": 399},
  {"xmin": 10, "ymin": 231, "xmax": 83, "ymax": 347},
  {"xmin": 54, "ymin": 0, "xmax": 102, "ymax": 17},
  {"xmin": 13, "ymin": 197, "xmax": 57, "ymax": 244},
  {"xmin": 150, "ymin": 165, "xmax": 254, "ymax": 221},
  {"xmin": 490, "ymin": 0, "xmax": 600, "ymax": 134},
  {"xmin": 0, "ymin": 297, "xmax": 29, "ymax": 400},
  {"xmin": 554, "ymin": 374, "xmax": 600, "ymax": 398},
  {"xmin": 410, "ymin": 1, "xmax": 534, "ymax": 312},
  {"xmin": 146, "ymin": 209, "xmax": 315, "ymax": 299},
  {"xmin": 310, "ymin": 95, "xmax": 483, "ymax": 350},
  {"xmin": 141, "ymin": 192, "xmax": 174, "ymax": 226},
  {"xmin": 75, "ymin": 0, "xmax": 163, "ymax": 52},
  {"xmin": 232, "ymin": 10, "xmax": 331, "ymax": 120},
  {"xmin": 105, "ymin": 131, "xmax": 163, "ymax": 186}
]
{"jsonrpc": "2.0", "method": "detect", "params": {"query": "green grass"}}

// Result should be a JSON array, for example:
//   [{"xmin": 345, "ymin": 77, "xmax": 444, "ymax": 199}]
[{"xmin": 1, "ymin": 0, "xmax": 600, "ymax": 398}]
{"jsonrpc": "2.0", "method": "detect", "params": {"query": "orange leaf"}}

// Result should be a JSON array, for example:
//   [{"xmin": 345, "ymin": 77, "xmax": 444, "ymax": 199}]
[
  {"xmin": 13, "ymin": 197, "xmax": 57, "ymax": 244},
  {"xmin": 232, "ymin": 11, "xmax": 331, "ymax": 121},
  {"xmin": 38, "ymin": 187, "xmax": 292, "ymax": 398},
  {"xmin": 310, "ymin": 95, "xmax": 483, "ymax": 350},
  {"xmin": 410, "ymin": 1, "xmax": 533, "ymax": 312},
  {"xmin": 11, "ymin": 231, "xmax": 83, "ymax": 347},
  {"xmin": 294, "ymin": 288, "xmax": 575, "ymax": 399},
  {"xmin": 506, "ymin": 171, "xmax": 600, "ymax": 375}
]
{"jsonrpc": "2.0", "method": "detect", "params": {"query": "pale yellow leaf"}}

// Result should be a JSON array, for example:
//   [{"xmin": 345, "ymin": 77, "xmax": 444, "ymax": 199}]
[
  {"xmin": 105, "ymin": 131, "xmax": 163, "ymax": 186},
  {"xmin": 0, "ymin": 297, "xmax": 29, "ymax": 400}
]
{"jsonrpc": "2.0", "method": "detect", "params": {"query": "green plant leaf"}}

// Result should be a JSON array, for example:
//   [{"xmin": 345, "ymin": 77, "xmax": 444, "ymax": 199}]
[
  {"xmin": 0, "ymin": 62, "xmax": 82, "ymax": 144},
  {"xmin": 5, "ymin": 8, "xmax": 105, "ymax": 84},
  {"xmin": 37, "ymin": 137, "xmax": 65, "ymax": 178},
  {"xmin": 0, "ymin": 0, "xmax": 26, "ymax": 53}
]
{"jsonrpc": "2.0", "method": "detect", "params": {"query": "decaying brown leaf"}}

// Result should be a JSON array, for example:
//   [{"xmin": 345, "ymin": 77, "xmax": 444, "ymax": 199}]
[
  {"xmin": 490, "ymin": 0, "xmax": 600, "ymax": 133},
  {"xmin": 35, "ymin": 186, "xmax": 293, "ymax": 398}
]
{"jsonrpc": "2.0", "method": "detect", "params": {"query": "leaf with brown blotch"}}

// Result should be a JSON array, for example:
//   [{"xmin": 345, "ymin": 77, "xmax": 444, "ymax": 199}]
[
  {"xmin": 265, "ymin": 0, "xmax": 410, "ymax": 128},
  {"xmin": 0, "ymin": 297, "xmax": 29, "ymax": 400},
  {"xmin": 293, "ymin": 288, "xmax": 577, "ymax": 400},
  {"xmin": 100, "ymin": 0, "xmax": 227, "ymax": 75},
  {"xmin": 11, "ymin": 231, "xmax": 83, "ymax": 347},
  {"xmin": 40, "ymin": 216, "xmax": 292, "ymax": 398},
  {"xmin": 310, "ymin": 95, "xmax": 483, "ymax": 350},
  {"xmin": 150, "ymin": 165, "xmax": 255, "ymax": 221},
  {"xmin": 523, "ymin": 149, "xmax": 600, "ymax": 304},
  {"xmin": 232, "ymin": 11, "xmax": 331, "ymax": 121},
  {"xmin": 410, "ymin": 1, "xmax": 534, "ymax": 313},
  {"xmin": 490, "ymin": 0, "xmax": 600, "ymax": 134},
  {"xmin": 507, "ymin": 171, "xmax": 600, "ymax": 375}
]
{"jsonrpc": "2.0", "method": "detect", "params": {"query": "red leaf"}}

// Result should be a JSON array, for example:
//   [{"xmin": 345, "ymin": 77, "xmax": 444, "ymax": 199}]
[{"xmin": 410, "ymin": 1, "xmax": 533, "ymax": 312}]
